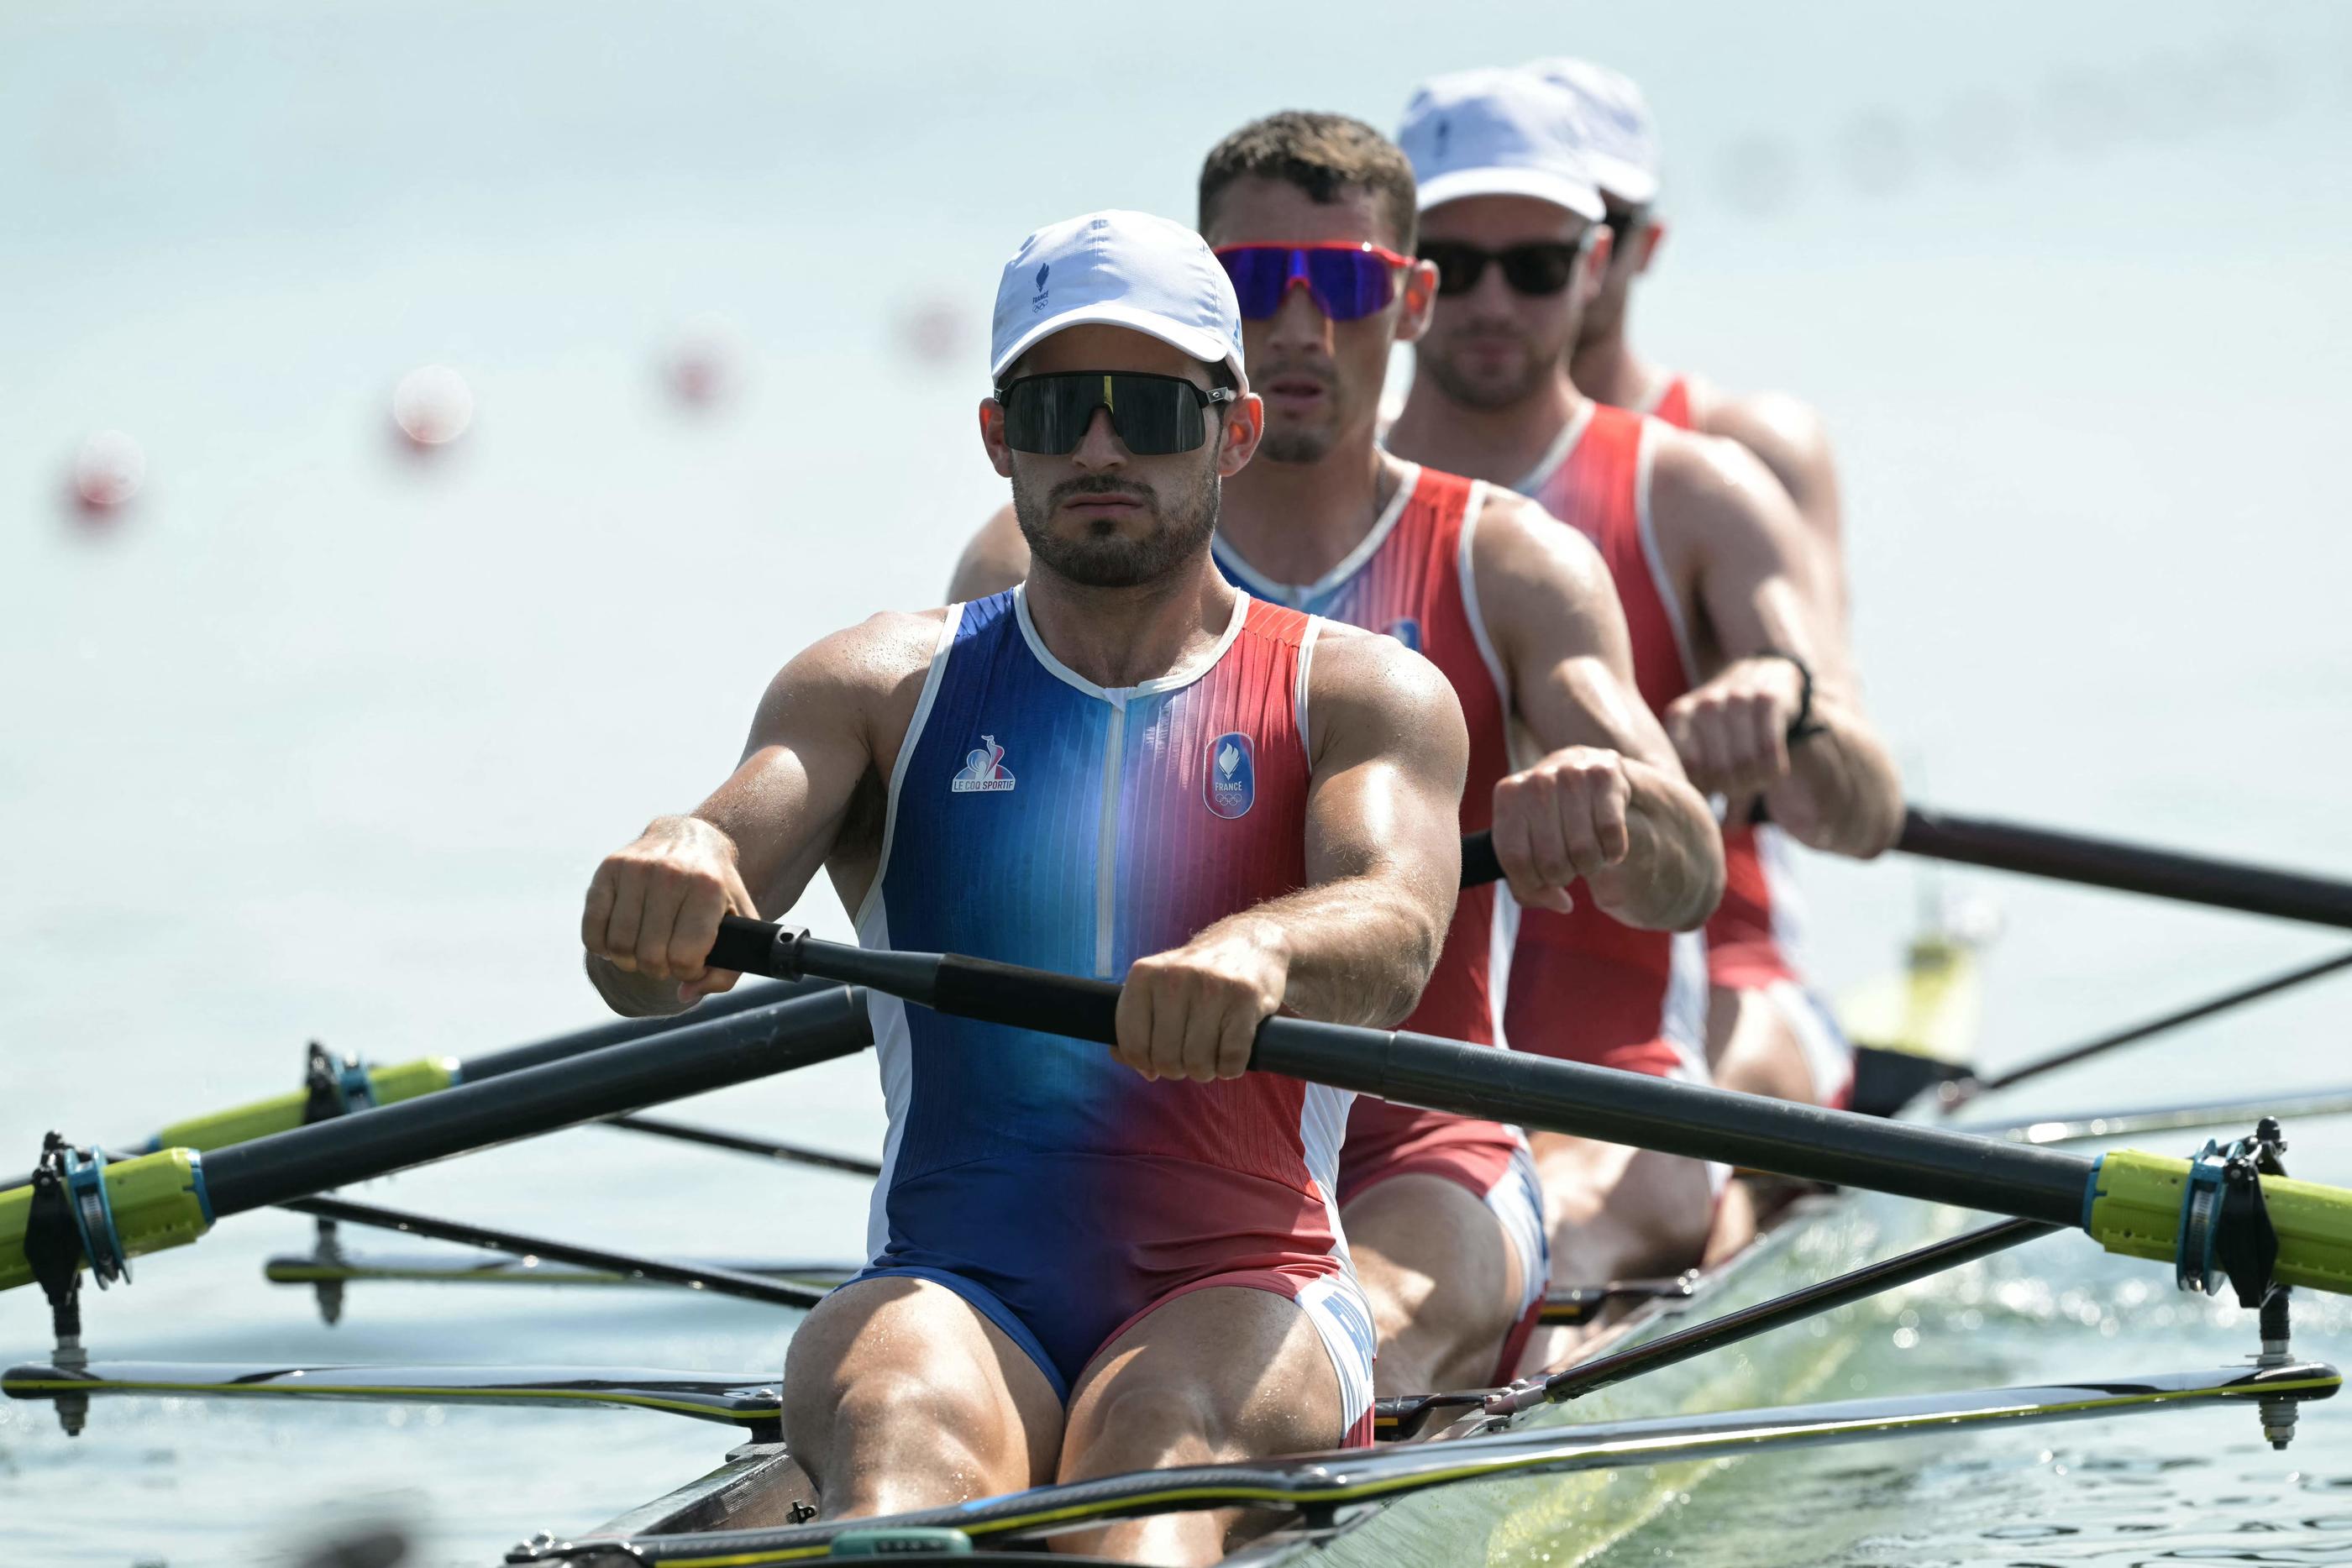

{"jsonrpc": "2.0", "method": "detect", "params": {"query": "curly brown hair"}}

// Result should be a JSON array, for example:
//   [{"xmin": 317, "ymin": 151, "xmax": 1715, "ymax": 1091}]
[{"xmin": 1198, "ymin": 111, "xmax": 1418, "ymax": 251}]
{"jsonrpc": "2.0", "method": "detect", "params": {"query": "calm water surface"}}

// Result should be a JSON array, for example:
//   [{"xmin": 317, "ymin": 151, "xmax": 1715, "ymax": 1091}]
[{"xmin": 5, "ymin": 3, "xmax": 2351, "ymax": 1562}]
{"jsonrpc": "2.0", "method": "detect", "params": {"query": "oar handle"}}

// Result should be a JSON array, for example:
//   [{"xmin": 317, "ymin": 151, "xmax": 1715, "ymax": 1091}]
[{"xmin": 1460, "ymin": 831, "xmax": 1502, "ymax": 890}]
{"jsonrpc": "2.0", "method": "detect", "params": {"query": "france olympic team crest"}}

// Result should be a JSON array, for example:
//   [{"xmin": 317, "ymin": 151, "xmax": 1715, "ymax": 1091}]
[
  {"xmin": 1204, "ymin": 732, "xmax": 1255, "ymax": 820},
  {"xmin": 951, "ymin": 735, "xmax": 1016, "ymax": 794}
]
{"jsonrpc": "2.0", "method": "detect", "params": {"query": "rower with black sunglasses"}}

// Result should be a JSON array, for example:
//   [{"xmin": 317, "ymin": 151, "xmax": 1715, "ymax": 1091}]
[
  {"xmin": 586, "ymin": 210, "xmax": 1474, "ymax": 1566},
  {"xmin": 948, "ymin": 112, "xmax": 1724, "ymax": 1398},
  {"xmin": 1530, "ymin": 56, "xmax": 1870, "ymax": 1165},
  {"xmin": 1383, "ymin": 68, "xmax": 1906, "ymax": 1338}
]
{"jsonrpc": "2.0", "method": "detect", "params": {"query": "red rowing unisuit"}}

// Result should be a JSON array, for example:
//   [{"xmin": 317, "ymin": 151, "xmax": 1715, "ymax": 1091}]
[
  {"xmin": 1214, "ymin": 464, "xmax": 1548, "ymax": 1378},
  {"xmin": 1510, "ymin": 402, "xmax": 1709, "ymax": 1082},
  {"xmin": 1640, "ymin": 373, "xmax": 1796, "ymax": 989},
  {"xmin": 1640, "ymin": 374, "xmax": 1851, "ymax": 1105}
]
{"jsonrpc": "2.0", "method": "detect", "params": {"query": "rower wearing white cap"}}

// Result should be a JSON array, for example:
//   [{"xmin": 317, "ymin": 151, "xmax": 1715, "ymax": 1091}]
[
  {"xmin": 948, "ymin": 114, "xmax": 1724, "ymax": 1398},
  {"xmin": 1383, "ymin": 68, "xmax": 1905, "ymax": 1350},
  {"xmin": 1529, "ymin": 57, "xmax": 1869, "ymax": 1139},
  {"xmin": 583, "ymin": 209, "xmax": 1471, "ymax": 1565}
]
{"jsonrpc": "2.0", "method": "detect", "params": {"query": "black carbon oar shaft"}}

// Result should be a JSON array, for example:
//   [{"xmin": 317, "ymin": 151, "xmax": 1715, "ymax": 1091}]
[
  {"xmin": 1898, "ymin": 806, "xmax": 2352, "ymax": 930},
  {"xmin": 200, "ymin": 987, "xmax": 871, "ymax": 1219},
  {"xmin": 706, "ymin": 920, "xmax": 2097, "ymax": 1228}
]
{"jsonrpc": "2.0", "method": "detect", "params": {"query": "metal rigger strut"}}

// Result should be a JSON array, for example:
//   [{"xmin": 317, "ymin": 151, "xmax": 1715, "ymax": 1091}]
[
  {"xmin": 22, "ymin": 1133, "xmax": 132, "ymax": 1436},
  {"xmin": 2176, "ymin": 1118, "xmax": 2299, "ymax": 1449}
]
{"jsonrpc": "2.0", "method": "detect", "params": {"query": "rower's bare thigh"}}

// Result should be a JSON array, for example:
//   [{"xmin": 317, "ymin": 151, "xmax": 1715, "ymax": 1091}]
[
  {"xmin": 783, "ymin": 1275, "xmax": 1062, "ymax": 1517},
  {"xmin": 1054, "ymin": 1285, "xmax": 1352, "ymax": 1565},
  {"xmin": 1061, "ymin": 1285, "xmax": 1347, "ymax": 1475},
  {"xmin": 1531, "ymin": 1131, "xmax": 1714, "ymax": 1272},
  {"xmin": 1344, "ymin": 1174, "xmax": 1521, "ymax": 1392}
]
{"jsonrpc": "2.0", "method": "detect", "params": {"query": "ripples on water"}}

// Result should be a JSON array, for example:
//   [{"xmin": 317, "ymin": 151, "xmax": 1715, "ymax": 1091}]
[{"xmin": 1595, "ymin": 1235, "xmax": 2352, "ymax": 1568}]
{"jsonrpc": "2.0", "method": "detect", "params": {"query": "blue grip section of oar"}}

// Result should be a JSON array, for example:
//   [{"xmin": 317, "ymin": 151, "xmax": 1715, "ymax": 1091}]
[
  {"xmin": 2081, "ymin": 1155, "xmax": 2106, "ymax": 1233},
  {"xmin": 189, "ymin": 1151, "xmax": 214, "ymax": 1225}
]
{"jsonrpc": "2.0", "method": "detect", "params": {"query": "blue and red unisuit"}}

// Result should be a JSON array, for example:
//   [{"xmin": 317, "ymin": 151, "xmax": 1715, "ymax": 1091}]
[{"xmin": 850, "ymin": 585, "xmax": 1375, "ymax": 1440}]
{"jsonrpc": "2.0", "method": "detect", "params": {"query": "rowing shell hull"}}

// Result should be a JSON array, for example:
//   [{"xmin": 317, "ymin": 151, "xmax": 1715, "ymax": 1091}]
[{"xmin": 1239, "ymin": 1192, "xmax": 1908, "ymax": 1566}]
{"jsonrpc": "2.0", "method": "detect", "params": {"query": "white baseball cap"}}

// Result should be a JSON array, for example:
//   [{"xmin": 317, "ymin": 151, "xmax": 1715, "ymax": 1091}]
[
  {"xmin": 1522, "ymin": 58, "xmax": 1662, "ymax": 206},
  {"xmin": 989, "ymin": 210, "xmax": 1248, "ymax": 396},
  {"xmin": 1397, "ymin": 66, "xmax": 1605, "ymax": 222}
]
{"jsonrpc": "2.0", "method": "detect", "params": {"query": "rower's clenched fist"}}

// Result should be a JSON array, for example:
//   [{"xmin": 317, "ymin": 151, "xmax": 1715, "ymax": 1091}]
[
  {"xmin": 1115, "ymin": 920, "xmax": 1289, "ymax": 1083},
  {"xmin": 1664, "ymin": 657, "xmax": 1803, "ymax": 804},
  {"xmin": 582, "ymin": 815, "xmax": 758, "ymax": 1005},
  {"xmin": 1490, "ymin": 747, "xmax": 1635, "ymax": 914}
]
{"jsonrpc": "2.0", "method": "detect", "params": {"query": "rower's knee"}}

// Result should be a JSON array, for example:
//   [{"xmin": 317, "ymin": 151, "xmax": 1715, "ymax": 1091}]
[
  {"xmin": 1061, "ymin": 1373, "xmax": 1223, "ymax": 1480},
  {"xmin": 815, "ymin": 1365, "xmax": 1025, "ymax": 1514}
]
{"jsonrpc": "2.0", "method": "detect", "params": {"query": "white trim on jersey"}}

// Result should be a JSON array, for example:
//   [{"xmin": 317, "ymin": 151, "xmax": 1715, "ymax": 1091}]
[
  {"xmin": 1485, "ymin": 1140, "xmax": 1551, "ymax": 1319},
  {"xmin": 1294, "ymin": 616, "xmax": 1321, "ymax": 761},
  {"xmin": 1213, "ymin": 464, "xmax": 1424, "ymax": 607},
  {"xmin": 1452, "ymin": 477, "xmax": 1520, "ymax": 1048},
  {"xmin": 1761, "ymin": 978, "xmax": 1856, "ymax": 1105},
  {"xmin": 1510, "ymin": 399, "xmax": 1598, "ymax": 498},
  {"xmin": 1755, "ymin": 821, "xmax": 1812, "ymax": 973},
  {"xmin": 1631, "ymin": 417, "xmax": 1699, "ymax": 688},
  {"xmin": 1294, "ymin": 1272, "xmax": 1378, "ymax": 1440},
  {"xmin": 1011, "ymin": 580, "xmax": 1250, "ymax": 702},
  {"xmin": 1664, "ymin": 928, "xmax": 1710, "ymax": 1072},
  {"xmin": 857, "ymin": 899, "xmax": 916, "ymax": 1261},
  {"xmin": 852, "ymin": 603, "xmax": 966, "ymax": 935}
]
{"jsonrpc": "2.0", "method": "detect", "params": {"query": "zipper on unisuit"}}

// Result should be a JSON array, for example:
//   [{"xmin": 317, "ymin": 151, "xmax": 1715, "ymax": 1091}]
[{"xmin": 1095, "ymin": 693, "xmax": 1126, "ymax": 978}]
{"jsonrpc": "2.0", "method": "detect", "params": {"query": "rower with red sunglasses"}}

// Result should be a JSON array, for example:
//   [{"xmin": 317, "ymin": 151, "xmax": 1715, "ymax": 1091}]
[
  {"xmin": 949, "ymin": 113, "xmax": 1724, "ymax": 1397},
  {"xmin": 1383, "ymin": 68, "xmax": 1906, "ymax": 1350}
]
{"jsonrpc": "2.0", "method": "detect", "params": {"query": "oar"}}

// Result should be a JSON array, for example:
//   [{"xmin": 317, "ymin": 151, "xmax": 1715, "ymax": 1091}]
[
  {"xmin": 1895, "ymin": 805, "xmax": 2352, "ymax": 929},
  {"xmin": 1, "ymin": 986, "xmax": 874, "ymax": 1295},
  {"xmin": 699, "ymin": 917, "xmax": 2352, "ymax": 1303},
  {"xmin": 1, "ymin": 978, "xmax": 830, "ymax": 1191}
]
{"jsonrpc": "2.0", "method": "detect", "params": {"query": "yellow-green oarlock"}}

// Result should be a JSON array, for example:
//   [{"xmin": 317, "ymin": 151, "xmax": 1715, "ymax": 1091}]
[
  {"xmin": 146, "ymin": 1057, "xmax": 459, "ymax": 1153},
  {"xmin": 0, "ymin": 1148, "xmax": 214, "ymax": 1294},
  {"xmin": 2086, "ymin": 1148, "xmax": 2352, "ymax": 1296}
]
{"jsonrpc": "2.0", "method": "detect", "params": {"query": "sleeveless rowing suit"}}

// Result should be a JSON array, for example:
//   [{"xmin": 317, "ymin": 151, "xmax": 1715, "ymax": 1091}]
[
  {"xmin": 853, "ymin": 585, "xmax": 1375, "ymax": 1441},
  {"xmin": 1511, "ymin": 402, "xmax": 1709, "ymax": 1087},
  {"xmin": 1213, "ymin": 464, "xmax": 1548, "ymax": 1378},
  {"xmin": 1641, "ymin": 374, "xmax": 1854, "ymax": 1107}
]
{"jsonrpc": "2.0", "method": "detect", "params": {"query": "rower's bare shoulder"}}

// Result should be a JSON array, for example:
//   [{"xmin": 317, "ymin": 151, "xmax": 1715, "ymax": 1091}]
[
  {"xmin": 1305, "ymin": 621, "xmax": 1468, "ymax": 764},
  {"xmin": 1646, "ymin": 424, "xmax": 1802, "ymax": 551},
  {"xmin": 1703, "ymin": 391, "xmax": 1840, "ymax": 527},
  {"xmin": 1467, "ymin": 486, "xmax": 1615, "ymax": 617},
  {"xmin": 749, "ymin": 609, "xmax": 949, "ymax": 747},
  {"xmin": 946, "ymin": 502, "xmax": 1028, "ymax": 600}
]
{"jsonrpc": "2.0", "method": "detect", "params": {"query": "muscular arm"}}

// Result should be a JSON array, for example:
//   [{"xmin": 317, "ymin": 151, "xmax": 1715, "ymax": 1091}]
[
  {"xmin": 1471, "ymin": 491, "xmax": 1721, "ymax": 930},
  {"xmin": 1114, "ymin": 625, "xmax": 1467, "ymax": 1079},
  {"xmin": 580, "ymin": 611, "xmax": 941, "ymax": 1016},
  {"xmin": 1702, "ymin": 391, "xmax": 1846, "ymax": 623},
  {"xmin": 944, "ymin": 503, "xmax": 1031, "ymax": 600},
  {"xmin": 1652, "ymin": 435, "xmax": 1903, "ymax": 858}
]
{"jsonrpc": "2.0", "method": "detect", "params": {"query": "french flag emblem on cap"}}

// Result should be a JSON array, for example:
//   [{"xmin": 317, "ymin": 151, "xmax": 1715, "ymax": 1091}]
[{"xmin": 1205, "ymin": 732, "xmax": 1255, "ymax": 820}]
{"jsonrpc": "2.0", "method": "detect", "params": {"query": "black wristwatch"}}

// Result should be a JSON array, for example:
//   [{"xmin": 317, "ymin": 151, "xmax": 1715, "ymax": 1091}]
[{"xmin": 1756, "ymin": 650, "xmax": 1827, "ymax": 744}]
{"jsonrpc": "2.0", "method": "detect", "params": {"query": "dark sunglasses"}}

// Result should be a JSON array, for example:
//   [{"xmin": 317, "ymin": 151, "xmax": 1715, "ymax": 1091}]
[
  {"xmin": 993, "ymin": 371, "xmax": 1236, "ymax": 457},
  {"xmin": 1214, "ymin": 243, "xmax": 1415, "ymax": 323},
  {"xmin": 1419, "ymin": 235, "xmax": 1593, "ymax": 297},
  {"xmin": 1602, "ymin": 202, "xmax": 1651, "ymax": 237}
]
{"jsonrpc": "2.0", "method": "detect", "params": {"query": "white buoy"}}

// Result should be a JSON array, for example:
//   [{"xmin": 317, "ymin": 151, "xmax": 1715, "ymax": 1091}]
[{"xmin": 391, "ymin": 364, "xmax": 475, "ymax": 448}]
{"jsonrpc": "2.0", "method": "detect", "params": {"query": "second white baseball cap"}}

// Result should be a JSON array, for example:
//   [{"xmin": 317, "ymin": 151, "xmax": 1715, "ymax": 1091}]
[
  {"xmin": 989, "ymin": 210, "xmax": 1248, "ymax": 396},
  {"xmin": 1522, "ymin": 57, "xmax": 1662, "ymax": 206},
  {"xmin": 1397, "ymin": 66, "xmax": 1605, "ymax": 222}
]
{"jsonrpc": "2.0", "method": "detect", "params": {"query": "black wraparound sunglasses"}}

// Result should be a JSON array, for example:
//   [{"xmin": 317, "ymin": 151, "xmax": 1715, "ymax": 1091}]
[
  {"xmin": 994, "ymin": 371, "xmax": 1236, "ymax": 456},
  {"xmin": 1419, "ymin": 232, "xmax": 1597, "ymax": 298}
]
